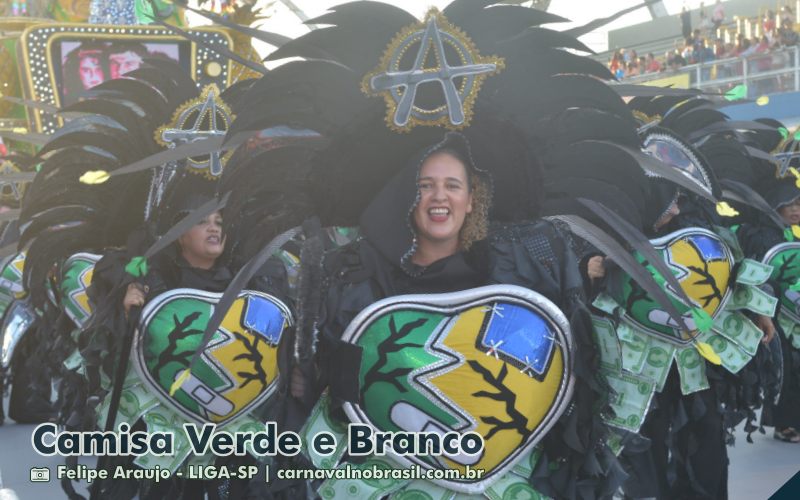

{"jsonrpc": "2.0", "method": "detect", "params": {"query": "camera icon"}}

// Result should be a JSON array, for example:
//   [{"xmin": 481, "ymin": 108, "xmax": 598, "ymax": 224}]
[{"xmin": 30, "ymin": 467, "xmax": 50, "ymax": 482}]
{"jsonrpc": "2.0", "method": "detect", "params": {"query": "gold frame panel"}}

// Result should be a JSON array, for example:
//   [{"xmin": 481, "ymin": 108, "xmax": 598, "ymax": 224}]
[{"xmin": 18, "ymin": 23, "xmax": 232, "ymax": 133}]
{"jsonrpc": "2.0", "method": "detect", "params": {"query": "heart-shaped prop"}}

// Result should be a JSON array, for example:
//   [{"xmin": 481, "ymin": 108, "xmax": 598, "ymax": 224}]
[
  {"xmin": 609, "ymin": 227, "xmax": 734, "ymax": 345},
  {"xmin": 133, "ymin": 288, "xmax": 292, "ymax": 426},
  {"xmin": 341, "ymin": 285, "xmax": 574, "ymax": 494},
  {"xmin": 763, "ymin": 242, "xmax": 800, "ymax": 322},
  {"xmin": 0, "ymin": 251, "xmax": 26, "ymax": 301},
  {"xmin": 59, "ymin": 252, "xmax": 100, "ymax": 327}
]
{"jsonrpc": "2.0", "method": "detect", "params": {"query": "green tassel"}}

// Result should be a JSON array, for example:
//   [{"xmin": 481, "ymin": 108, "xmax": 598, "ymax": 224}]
[
  {"xmin": 724, "ymin": 84, "xmax": 747, "ymax": 101},
  {"xmin": 125, "ymin": 256, "xmax": 148, "ymax": 277},
  {"xmin": 780, "ymin": 127, "xmax": 789, "ymax": 140},
  {"xmin": 795, "ymin": 130, "xmax": 800, "ymax": 141},
  {"xmin": 690, "ymin": 308, "xmax": 713, "ymax": 333}
]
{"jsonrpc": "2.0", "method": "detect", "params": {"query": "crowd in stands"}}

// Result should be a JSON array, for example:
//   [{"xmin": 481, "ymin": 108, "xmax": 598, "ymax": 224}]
[{"xmin": 608, "ymin": 2, "xmax": 800, "ymax": 82}]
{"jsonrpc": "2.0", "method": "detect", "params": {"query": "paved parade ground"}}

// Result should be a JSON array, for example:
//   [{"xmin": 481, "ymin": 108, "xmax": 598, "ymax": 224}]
[{"xmin": 0, "ymin": 397, "xmax": 798, "ymax": 499}]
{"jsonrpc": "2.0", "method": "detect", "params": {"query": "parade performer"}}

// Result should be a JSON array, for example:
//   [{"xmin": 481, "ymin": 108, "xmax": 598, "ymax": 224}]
[
  {"xmin": 9, "ymin": 57, "xmax": 291, "ymax": 499},
  {"xmin": 737, "ymin": 178, "xmax": 800, "ymax": 442},
  {"xmin": 86, "ymin": 78, "xmax": 297, "ymax": 500},
  {"xmin": 16, "ymin": 60, "xmax": 201, "ymax": 437},
  {"xmin": 731, "ymin": 125, "xmax": 800, "ymax": 443},
  {"xmin": 11, "ymin": 59, "xmax": 201, "ymax": 497},
  {"xmin": 593, "ymin": 94, "xmax": 783, "ymax": 499},
  {"xmin": 0, "ymin": 151, "xmax": 45, "ymax": 425},
  {"xmin": 211, "ymin": 1, "xmax": 714, "ymax": 497}
]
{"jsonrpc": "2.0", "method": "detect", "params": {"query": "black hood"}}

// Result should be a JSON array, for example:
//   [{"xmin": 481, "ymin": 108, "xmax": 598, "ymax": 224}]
[
  {"xmin": 156, "ymin": 171, "xmax": 219, "ymax": 235},
  {"xmin": 763, "ymin": 178, "xmax": 800, "ymax": 211},
  {"xmin": 359, "ymin": 132, "xmax": 491, "ymax": 275},
  {"xmin": 645, "ymin": 176, "xmax": 680, "ymax": 235}
]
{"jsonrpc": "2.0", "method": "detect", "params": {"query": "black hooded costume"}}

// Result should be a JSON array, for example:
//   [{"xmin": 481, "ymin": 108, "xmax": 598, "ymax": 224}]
[
  {"xmin": 316, "ymin": 132, "xmax": 492, "ymax": 403},
  {"xmin": 3, "ymin": 60, "xmax": 302, "ymax": 500},
  {"xmin": 291, "ymin": 131, "xmax": 622, "ymax": 499},
  {"xmin": 611, "ymin": 95, "xmax": 787, "ymax": 500},
  {"xmin": 735, "ymin": 178, "xmax": 800, "ymax": 439},
  {"xmin": 76, "ymin": 2, "xmax": 737, "ymax": 498}
]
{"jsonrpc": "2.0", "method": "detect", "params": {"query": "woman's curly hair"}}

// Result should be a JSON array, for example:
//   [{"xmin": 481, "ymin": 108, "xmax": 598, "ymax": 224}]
[{"xmin": 460, "ymin": 173, "xmax": 490, "ymax": 250}]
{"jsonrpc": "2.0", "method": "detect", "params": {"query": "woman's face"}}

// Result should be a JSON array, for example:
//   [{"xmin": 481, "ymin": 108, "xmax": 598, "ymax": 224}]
[
  {"xmin": 413, "ymin": 152, "xmax": 473, "ymax": 249},
  {"xmin": 779, "ymin": 199, "xmax": 800, "ymax": 225},
  {"xmin": 109, "ymin": 50, "xmax": 143, "ymax": 79},
  {"xmin": 79, "ymin": 56, "xmax": 104, "ymax": 89},
  {"xmin": 178, "ymin": 211, "xmax": 225, "ymax": 265}
]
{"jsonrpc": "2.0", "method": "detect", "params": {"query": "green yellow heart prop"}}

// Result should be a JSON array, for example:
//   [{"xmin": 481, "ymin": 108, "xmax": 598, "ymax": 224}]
[
  {"xmin": 341, "ymin": 285, "xmax": 573, "ymax": 494},
  {"xmin": 763, "ymin": 242, "xmax": 800, "ymax": 323},
  {"xmin": 0, "ymin": 251, "xmax": 26, "ymax": 302},
  {"xmin": 609, "ymin": 228, "xmax": 734, "ymax": 345},
  {"xmin": 133, "ymin": 288, "xmax": 292, "ymax": 426},
  {"xmin": 59, "ymin": 252, "xmax": 100, "ymax": 327}
]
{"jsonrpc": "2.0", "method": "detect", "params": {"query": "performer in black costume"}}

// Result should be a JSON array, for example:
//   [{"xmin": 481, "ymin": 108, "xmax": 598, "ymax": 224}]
[
  {"xmin": 10, "ymin": 57, "xmax": 300, "ymax": 499},
  {"xmin": 313, "ymin": 132, "xmax": 494, "ymax": 393},
  {"xmin": 8, "ymin": 2, "xmax": 738, "ymax": 498},
  {"xmin": 614, "ymin": 95, "xmax": 786, "ymax": 500},
  {"xmin": 205, "ymin": 1, "xmax": 725, "ymax": 496},
  {"xmin": 731, "ymin": 125, "xmax": 800, "ymax": 443},
  {"xmin": 737, "ymin": 178, "xmax": 800, "ymax": 442}
]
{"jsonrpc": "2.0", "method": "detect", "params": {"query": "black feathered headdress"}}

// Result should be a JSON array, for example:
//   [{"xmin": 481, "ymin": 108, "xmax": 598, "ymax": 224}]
[
  {"xmin": 16, "ymin": 59, "xmax": 236, "ymax": 303},
  {"xmin": 219, "ymin": 2, "xmax": 698, "ymax": 259},
  {"xmin": 628, "ymin": 94, "xmax": 785, "ymax": 227}
]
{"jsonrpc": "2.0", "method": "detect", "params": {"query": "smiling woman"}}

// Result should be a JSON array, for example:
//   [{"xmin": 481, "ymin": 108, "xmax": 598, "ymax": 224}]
[
  {"xmin": 356, "ymin": 132, "xmax": 491, "ymax": 282},
  {"xmin": 412, "ymin": 151, "xmax": 473, "ymax": 259},
  {"xmin": 411, "ymin": 148, "xmax": 484, "ymax": 266},
  {"xmin": 296, "ymin": 133, "xmax": 502, "ymax": 485}
]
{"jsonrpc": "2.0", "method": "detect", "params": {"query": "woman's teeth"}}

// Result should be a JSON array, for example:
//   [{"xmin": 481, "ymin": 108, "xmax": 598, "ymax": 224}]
[{"xmin": 429, "ymin": 208, "xmax": 449, "ymax": 216}]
